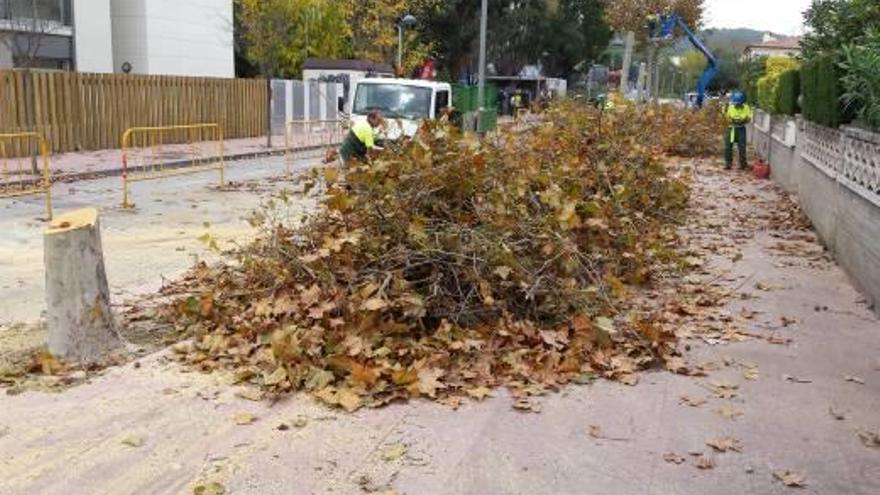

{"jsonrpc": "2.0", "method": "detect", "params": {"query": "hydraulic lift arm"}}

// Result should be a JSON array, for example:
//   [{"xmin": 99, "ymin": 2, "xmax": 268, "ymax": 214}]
[{"xmin": 653, "ymin": 14, "xmax": 718, "ymax": 108}]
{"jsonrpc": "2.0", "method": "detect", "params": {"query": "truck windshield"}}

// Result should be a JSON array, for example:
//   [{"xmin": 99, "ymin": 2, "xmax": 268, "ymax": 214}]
[{"xmin": 353, "ymin": 83, "xmax": 432, "ymax": 120}]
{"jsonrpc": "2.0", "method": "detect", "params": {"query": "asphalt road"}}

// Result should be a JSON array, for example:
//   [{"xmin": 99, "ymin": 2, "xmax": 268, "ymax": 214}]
[
  {"xmin": 1, "ymin": 161, "xmax": 878, "ymax": 494},
  {"xmin": 0, "ymin": 154, "xmax": 318, "ymax": 325}
]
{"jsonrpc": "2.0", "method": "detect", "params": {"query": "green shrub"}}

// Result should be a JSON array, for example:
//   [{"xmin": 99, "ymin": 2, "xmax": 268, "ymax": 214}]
[
  {"xmin": 801, "ymin": 53, "xmax": 850, "ymax": 128},
  {"xmin": 756, "ymin": 76, "xmax": 777, "ymax": 112},
  {"xmin": 739, "ymin": 56, "xmax": 767, "ymax": 105},
  {"xmin": 840, "ymin": 33, "xmax": 880, "ymax": 130},
  {"xmin": 756, "ymin": 57, "xmax": 799, "ymax": 113},
  {"xmin": 776, "ymin": 69, "xmax": 800, "ymax": 116}
]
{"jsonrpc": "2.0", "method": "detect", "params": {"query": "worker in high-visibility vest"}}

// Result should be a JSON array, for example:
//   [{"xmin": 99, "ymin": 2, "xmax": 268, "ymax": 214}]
[
  {"xmin": 340, "ymin": 109, "xmax": 384, "ymax": 167},
  {"xmin": 725, "ymin": 91, "xmax": 753, "ymax": 170}
]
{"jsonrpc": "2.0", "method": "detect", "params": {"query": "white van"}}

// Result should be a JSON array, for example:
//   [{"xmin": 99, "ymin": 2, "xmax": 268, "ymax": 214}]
[{"xmin": 350, "ymin": 78, "xmax": 453, "ymax": 140}]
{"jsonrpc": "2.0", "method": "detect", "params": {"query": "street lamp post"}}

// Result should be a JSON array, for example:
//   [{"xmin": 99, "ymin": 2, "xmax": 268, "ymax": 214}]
[
  {"xmin": 477, "ymin": 0, "xmax": 488, "ymax": 130},
  {"xmin": 397, "ymin": 14, "xmax": 417, "ymax": 74}
]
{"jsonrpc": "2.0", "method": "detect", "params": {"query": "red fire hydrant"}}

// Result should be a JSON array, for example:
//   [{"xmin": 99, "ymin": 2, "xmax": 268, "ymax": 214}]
[{"xmin": 752, "ymin": 159, "xmax": 770, "ymax": 179}]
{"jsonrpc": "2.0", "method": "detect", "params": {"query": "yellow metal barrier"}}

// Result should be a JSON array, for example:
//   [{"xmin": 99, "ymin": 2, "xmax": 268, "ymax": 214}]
[
  {"xmin": 0, "ymin": 132, "xmax": 53, "ymax": 220},
  {"xmin": 284, "ymin": 120, "xmax": 347, "ymax": 174},
  {"xmin": 121, "ymin": 123, "xmax": 224, "ymax": 208}
]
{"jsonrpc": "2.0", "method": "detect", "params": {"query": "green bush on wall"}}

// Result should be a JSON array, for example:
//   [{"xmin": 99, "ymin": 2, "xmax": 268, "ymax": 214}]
[
  {"xmin": 801, "ymin": 53, "xmax": 849, "ymax": 128},
  {"xmin": 756, "ymin": 57, "xmax": 799, "ymax": 113},
  {"xmin": 776, "ymin": 69, "xmax": 800, "ymax": 116}
]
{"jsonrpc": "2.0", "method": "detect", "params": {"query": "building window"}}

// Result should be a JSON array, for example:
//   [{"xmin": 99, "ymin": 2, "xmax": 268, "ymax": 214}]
[{"xmin": 1, "ymin": 0, "xmax": 72, "ymax": 26}]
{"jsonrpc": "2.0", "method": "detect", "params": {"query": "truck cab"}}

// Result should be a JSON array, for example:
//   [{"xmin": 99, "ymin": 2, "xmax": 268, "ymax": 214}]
[{"xmin": 350, "ymin": 78, "xmax": 453, "ymax": 140}]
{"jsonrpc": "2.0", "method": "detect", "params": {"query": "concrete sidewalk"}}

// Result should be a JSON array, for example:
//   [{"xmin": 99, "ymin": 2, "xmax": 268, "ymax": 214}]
[{"xmin": 1, "ymin": 160, "xmax": 878, "ymax": 495}]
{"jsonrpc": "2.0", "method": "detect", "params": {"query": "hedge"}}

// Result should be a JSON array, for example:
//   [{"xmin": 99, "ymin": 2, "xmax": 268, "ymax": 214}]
[
  {"xmin": 776, "ymin": 69, "xmax": 800, "ymax": 116},
  {"xmin": 756, "ymin": 57, "xmax": 799, "ymax": 113},
  {"xmin": 801, "ymin": 53, "xmax": 849, "ymax": 128}
]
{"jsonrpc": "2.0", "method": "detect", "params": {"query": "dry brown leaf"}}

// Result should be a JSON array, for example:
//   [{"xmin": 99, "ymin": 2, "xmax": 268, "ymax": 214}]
[
  {"xmin": 680, "ymin": 395, "xmax": 708, "ymax": 408},
  {"xmin": 416, "ymin": 368, "xmax": 446, "ymax": 398},
  {"xmin": 382, "ymin": 444, "xmax": 408, "ymax": 462},
  {"xmin": 193, "ymin": 481, "xmax": 226, "ymax": 495},
  {"xmin": 120, "ymin": 433, "xmax": 145, "ymax": 448},
  {"xmin": 513, "ymin": 399, "xmax": 541, "ymax": 413},
  {"xmin": 235, "ymin": 388, "xmax": 264, "ymax": 402},
  {"xmin": 844, "ymin": 375, "xmax": 865, "ymax": 385},
  {"xmin": 466, "ymin": 386, "xmax": 492, "ymax": 401},
  {"xmin": 783, "ymin": 374, "xmax": 812, "ymax": 384},
  {"xmin": 717, "ymin": 404, "xmax": 744, "ymax": 420},
  {"xmin": 828, "ymin": 406, "xmax": 846, "ymax": 421},
  {"xmin": 743, "ymin": 367, "xmax": 759, "ymax": 381},
  {"xmin": 695, "ymin": 456, "xmax": 716, "ymax": 470},
  {"xmin": 665, "ymin": 357, "xmax": 689, "ymax": 374},
  {"xmin": 337, "ymin": 388, "xmax": 363, "ymax": 412},
  {"xmin": 618, "ymin": 373, "xmax": 639, "ymax": 386},
  {"xmin": 773, "ymin": 470, "xmax": 806, "ymax": 487},
  {"xmin": 858, "ymin": 430, "xmax": 880, "ymax": 448},
  {"xmin": 361, "ymin": 297, "xmax": 389, "ymax": 312},
  {"xmin": 233, "ymin": 412, "xmax": 257, "ymax": 425},
  {"xmin": 706, "ymin": 436, "xmax": 742, "ymax": 453},
  {"xmin": 663, "ymin": 453, "xmax": 686, "ymax": 464}
]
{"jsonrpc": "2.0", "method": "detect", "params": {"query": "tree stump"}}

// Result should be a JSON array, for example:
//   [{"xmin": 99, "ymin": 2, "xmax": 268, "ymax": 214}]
[{"xmin": 44, "ymin": 208, "xmax": 118, "ymax": 362}]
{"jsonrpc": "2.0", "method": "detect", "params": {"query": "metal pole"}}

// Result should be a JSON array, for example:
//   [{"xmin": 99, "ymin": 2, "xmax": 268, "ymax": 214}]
[
  {"xmin": 477, "ymin": 0, "xmax": 488, "ymax": 130},
  {"xmin": 397, "ymin": 25, "xmax": 403, "ymax": 74},
  {"xmin": 620, "ymin": 31, "xmax": 634, "ymax": 96}
]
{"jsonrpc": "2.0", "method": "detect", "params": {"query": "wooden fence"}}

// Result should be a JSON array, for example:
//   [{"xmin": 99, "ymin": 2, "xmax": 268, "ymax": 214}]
[{"xmin": 0, "ymin": 70, "xmax": 267, "ymax": 155}]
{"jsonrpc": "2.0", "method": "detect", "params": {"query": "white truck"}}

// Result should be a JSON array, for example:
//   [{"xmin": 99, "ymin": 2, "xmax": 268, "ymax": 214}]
[{"xmin": 349, "ymin": 78, "xmax": 453, "ymax": 140}]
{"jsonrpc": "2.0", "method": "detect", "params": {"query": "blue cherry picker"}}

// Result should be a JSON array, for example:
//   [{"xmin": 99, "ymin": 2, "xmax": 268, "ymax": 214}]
[{"xmin": 648, "ymin": 13, "xmax": 718, "ymax": 108}]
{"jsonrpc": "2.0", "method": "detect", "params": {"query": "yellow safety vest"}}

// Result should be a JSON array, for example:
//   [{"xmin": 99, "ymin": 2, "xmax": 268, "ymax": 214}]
[
  {"xmin": 726, "ymin": 104, "xmax": 753, "ymax": 125},
  {"xmin": 351, "ymin": 120, "xmax": 375, "ymax": 149}
]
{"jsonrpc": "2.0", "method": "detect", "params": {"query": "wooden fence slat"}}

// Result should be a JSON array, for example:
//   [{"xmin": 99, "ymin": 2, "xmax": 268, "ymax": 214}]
[{"xmin": 0, "ymin": 69, "xmax": 271, "ymax": 154}]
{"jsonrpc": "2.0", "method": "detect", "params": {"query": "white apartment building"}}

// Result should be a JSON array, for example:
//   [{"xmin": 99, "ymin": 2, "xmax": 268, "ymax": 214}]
[{"xmin": 0, "ymin": 0, "xmax": 234, "ymax": 77}]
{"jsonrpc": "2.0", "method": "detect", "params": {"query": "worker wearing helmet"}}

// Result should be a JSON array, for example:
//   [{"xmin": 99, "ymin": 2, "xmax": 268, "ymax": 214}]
[{"xmin": 725, "ymin": 91, "xmax": 753, "ymax": 170}]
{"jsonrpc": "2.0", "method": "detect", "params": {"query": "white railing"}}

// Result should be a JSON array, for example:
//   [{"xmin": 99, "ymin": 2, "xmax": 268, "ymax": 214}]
[
  {"xmin": 801, "ymin": 121, "xmax": 844, "ymax": 178},
  {"xmin": 842, "ymin": 126, "xmax": 880, "ymax": 196}
]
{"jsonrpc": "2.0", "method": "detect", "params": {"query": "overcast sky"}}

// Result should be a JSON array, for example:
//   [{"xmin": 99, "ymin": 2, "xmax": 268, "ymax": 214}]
[{"xmin": 704, "ymin": 0, "xmax": 813, "ymax": 36}]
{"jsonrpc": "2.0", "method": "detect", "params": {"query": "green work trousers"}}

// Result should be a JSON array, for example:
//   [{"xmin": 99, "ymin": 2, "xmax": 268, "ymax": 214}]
[{"xmin": 724, "ymin": 125, "xmax": 748, "ymax": 169}]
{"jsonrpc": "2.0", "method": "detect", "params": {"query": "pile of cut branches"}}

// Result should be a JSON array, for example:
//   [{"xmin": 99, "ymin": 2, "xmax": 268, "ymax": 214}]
[
  {"xmin": 646, "ymin": 103, "xmax": 727, "ymax": 157},
  {"xmin": 161, "ymin": 103, "xmax": 697, "ymax": 411}
]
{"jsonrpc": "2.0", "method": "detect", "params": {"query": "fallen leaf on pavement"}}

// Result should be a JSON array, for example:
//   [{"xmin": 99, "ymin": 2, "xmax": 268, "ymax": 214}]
[
  {"xmin": 382, "ymin": 444, "xmax": 408, "ymax": 462},
  {"xmin": 767, "ymin": 336, "xmax": 792, "ymax": 345},
  {"xmin": 844, "ymin": 375, "xmax": 865, "ymax": 385},
  {"xmin": 193, "ymin": 481, "xmax": 226, "ymax": 495},
  {"xmin": 588, "ymin": 424, "xmax": 630, "ymax": 442},
  {"xmin": 828, "ymin": 406, "xmax": 847, "ymax": 421},
  {"xmin": 717, "ymin": 404, "xmax": 744, "ymax": 420},
  {"xmin": 773, "ymin": 470, "xmax": 806, "ymax": 488},
  {"xmin": 858, "ymin": 430, "xmax": 880, "ymax": 448},
  {"xmin": 235, "ymin": 388, "xmax": 264, "ymax": 402},
  {"xmin": 680, "ymin": 395, "xmax": 708, "ymax": 408},
  {"xmin": 743, "ymin": 367, "xmax": 759, "ymax": 381},
  {"xmin": 663, "ymin": 453, "xmax": 686, "ymax": 464},
  {"xmin": 707, "ymin": 436, "xmax": 743, "ymax": 453},
  {"xmin": 466, "ymin": 387, "xmax": 492, "ymax": 401},
  {"xmin": 695, "ymin": 455, "xmax": 716, "ymax": 470},
  {"xmin": 783, "ymin": 374, "xmax": 812, "ymax": 384},
  {"xmin": 120, "ymin": 433, "xmax": 145, "ymax": 447},
  {"xmin": 513, "ymin": 399, "xmax": 541, "ymax": 413},
  {"xmin": 233, "ymin": 412, "xmax": 257, "ymax": 425}
]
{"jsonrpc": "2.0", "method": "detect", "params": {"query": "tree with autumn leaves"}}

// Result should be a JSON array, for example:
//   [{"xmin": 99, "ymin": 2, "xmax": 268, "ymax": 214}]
[
  {"xmin": 602, "ymin": 0, "xmax": 704, "ymax": 34},
  {"xmin": 236, "ymin": 0, "xmax": 614, "ymax": 80}
]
